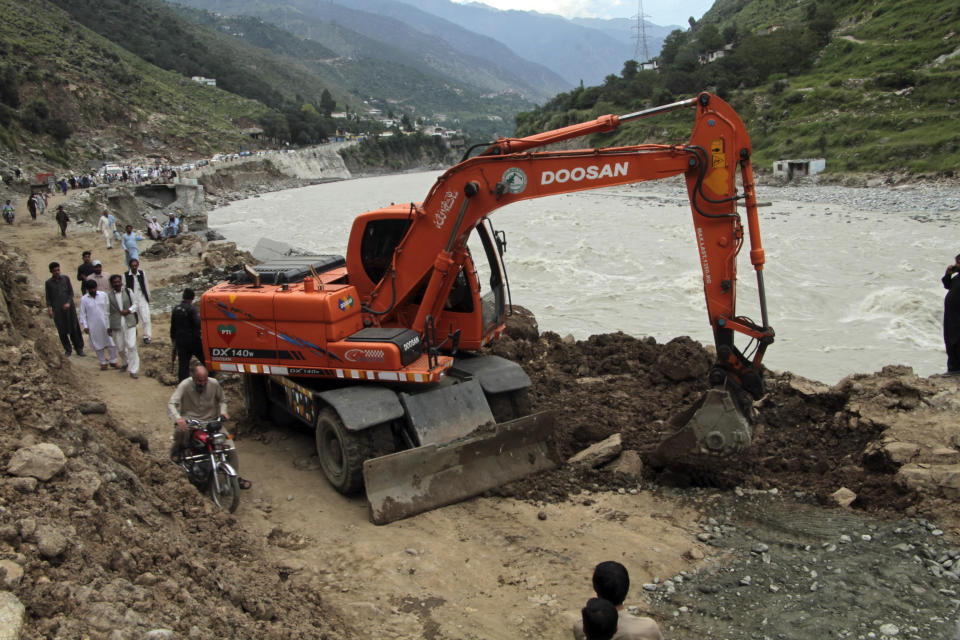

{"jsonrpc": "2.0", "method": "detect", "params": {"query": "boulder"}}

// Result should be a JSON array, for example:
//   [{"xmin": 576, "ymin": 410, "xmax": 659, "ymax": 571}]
[
  {"xmin": 898, "ymin": 463, "xmax": 960, "ymax": 499},
  {"xmin": 605, "ymin": 449, "xmax": 644, "ymax": 480},
  {"xmin": 830, "ymin": 487, "xmax": 857, "ymax": 508},
  {"xmin": 6, "ymin": 443, "xmax": 66, "ymax": 481},
  {"xmin": 0, "ymin": 560, "xmax": 23, "ymax": 589},
  {"xmin": 568, "ymin": 433, "xmax": 622, "ymax": 468},
  {"xmin": 77, "ymin": 400, "xmax": 107, "ymax": 415},
  {"xmin": 0, "ymin": 591, "xmax": 25, "ymax": 640},
  {"xmin": 35, "ymin": 524, "xmax": 68, "ymax": 558}
]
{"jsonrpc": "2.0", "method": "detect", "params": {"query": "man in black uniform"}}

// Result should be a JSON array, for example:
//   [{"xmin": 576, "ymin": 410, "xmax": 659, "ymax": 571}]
[
  {"xmin": 170, "ymin": 288, "xmax": 206, "ymax": 382},
  {"xmin": 943, "ymin": 253, "xmax": 960, "ymax": 374}
]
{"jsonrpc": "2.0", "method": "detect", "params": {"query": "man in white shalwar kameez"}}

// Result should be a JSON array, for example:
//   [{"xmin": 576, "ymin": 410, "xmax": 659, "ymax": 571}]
[
  {"xmin": 78, "ymin": 279, "xmax": 118, "ymax": 369},
  {"xmin": 107, "ymin": 274, "xmax": 140, "ymax": 378},
  {"xmin": 96, "ymin": 210, "xmax": 115, "ymax": 249}
]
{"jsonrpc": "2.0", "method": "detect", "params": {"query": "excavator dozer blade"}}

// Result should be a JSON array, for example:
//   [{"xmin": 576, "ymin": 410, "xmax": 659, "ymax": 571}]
[
  {"xmin": 653, "ymin": 388, "xmax": 753, "ymax": 461},
  {"xmin": 363, "ymin": 411, "xmax": 560, "ymax": 525}
]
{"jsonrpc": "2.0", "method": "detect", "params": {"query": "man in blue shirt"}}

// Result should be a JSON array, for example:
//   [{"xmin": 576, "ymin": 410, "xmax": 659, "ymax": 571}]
[{"xmin": 162, "ymin": 213, "xmax": 179, "ymax": 239}]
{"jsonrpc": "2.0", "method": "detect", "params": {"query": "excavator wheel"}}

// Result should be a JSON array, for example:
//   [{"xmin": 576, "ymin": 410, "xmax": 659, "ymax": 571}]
[
  {"xmin": 242, "ymin": 376, "xmax": 270, "ymax": 421},
  {"xmin": 486, "ymin": 388, "xmax": 532, "ymax": 424},
  {"xmin": 315, "ymin": 408, "xmax": 376, "ymax": 495}
]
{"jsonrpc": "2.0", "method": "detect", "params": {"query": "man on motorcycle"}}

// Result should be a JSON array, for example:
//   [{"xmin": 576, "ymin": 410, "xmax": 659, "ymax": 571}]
[{"xmin": 167, "ymin": 365, "xmax": 252, "ymax": 489}]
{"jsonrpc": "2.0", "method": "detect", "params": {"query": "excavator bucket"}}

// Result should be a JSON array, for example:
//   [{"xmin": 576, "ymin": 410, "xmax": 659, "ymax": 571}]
[
  {"xmin": 653, "ymin": 388, "xmax": 754, "ymax": 461},
  {"xmin": 363, "ymin": 411, "xmax": 560, "ymax": 525}
]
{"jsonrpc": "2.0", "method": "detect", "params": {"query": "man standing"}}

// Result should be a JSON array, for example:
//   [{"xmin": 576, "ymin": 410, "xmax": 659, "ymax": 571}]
[
  {"xmin": 78, "ymin": 279, "xmax": 118, "ymax": 370},
  {"xmin": 125, "ymin": 258, "xmax": 152, "ymax": 344},
  {"xmin": 167, "ymin": 366, "xmax": 251, "ymax": 489},
  {"xmin": 96, "ymin": 210, "xmax": 114, "ymax": 249},
  {"xmin": 121, "ymin": 224, "xmax": 143, "ymax": 266},
  {"xmin": 45, "ymin": 262, "xmax": 84, "ymax": 356},
  {"xmin": 943, "ymin": 253, "xmax": 960, "ymax": 374},
  {"xmin": 88, "ymin": 260, "xmax": 111, "ymax": 292},
  {"xmin": 26, "ymin": 195, "xmax": 37, "ymax": 222},
  {"xmin": 76, "ymin": 250, "xmax": 95, "ymax": 283},
  {"xmin": 170, "ymin": 288, "xmax": 205, "ymax": 382},
  {"xmin": 107, "ymin": 274, "xmax": 139, "ymax": 379},
  {"xmin": 55, "ymin": 205, "xmax": 69, "ymax": 237}
]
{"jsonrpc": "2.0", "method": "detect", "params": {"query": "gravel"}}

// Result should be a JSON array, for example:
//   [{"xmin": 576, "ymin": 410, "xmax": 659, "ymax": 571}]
[{"xmin": 642, "ymin": 488, "xmax": 960, "ymax": 640}]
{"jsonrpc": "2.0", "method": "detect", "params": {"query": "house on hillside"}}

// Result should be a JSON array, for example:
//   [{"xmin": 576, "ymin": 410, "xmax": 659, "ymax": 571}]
[
  {"xmin": 640, "ymin": 59, "xmax": 659, "ymax": 71},
  {"xmin": 773, "ymin": 158, "xmax": 826, "ymax": 180},
  {"xmin": 191, "ymin": 76, "xmax": 216, "ymax": 87},
  {"xmin": 234, "ymin": 117, "xmax": 263, "ymax": 140}
]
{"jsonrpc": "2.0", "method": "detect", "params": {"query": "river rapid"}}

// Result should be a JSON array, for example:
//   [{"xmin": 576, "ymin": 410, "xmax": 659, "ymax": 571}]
[{"xmin": 208, "ymin": 172, "xmax": 960, "ymax": 385}]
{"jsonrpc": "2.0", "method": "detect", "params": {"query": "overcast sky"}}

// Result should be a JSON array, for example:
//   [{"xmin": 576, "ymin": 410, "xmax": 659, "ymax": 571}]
[{"xmin": 453, "ymin": 0, "xmax": 714, "ymax": 27}]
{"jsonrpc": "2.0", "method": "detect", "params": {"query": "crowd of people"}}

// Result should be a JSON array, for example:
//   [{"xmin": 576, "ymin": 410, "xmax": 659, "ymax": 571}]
[{"xmin": 46, "ymin": 249, "xmax": 154, "ymax": 375}]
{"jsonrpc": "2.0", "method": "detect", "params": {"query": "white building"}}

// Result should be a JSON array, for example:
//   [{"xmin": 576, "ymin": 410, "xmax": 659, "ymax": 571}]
[{"xmin": 773, "ymin": 158, "xmax": 826, "ymax": 180}]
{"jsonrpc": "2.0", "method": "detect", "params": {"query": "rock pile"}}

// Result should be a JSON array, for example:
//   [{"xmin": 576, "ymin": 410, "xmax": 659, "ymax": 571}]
[{"xmin": 0, "ymin": 241, "xmax": 350, "ymax": 639}]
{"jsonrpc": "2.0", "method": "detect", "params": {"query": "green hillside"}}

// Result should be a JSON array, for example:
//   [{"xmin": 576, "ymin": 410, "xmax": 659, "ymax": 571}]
[
  {"xmin": 515, "ymin": 0, "xmax": 960, "ymax": 174},
  {"xmin": 0, "ymin": 0, "xmax": 268, "ymax": 167}
]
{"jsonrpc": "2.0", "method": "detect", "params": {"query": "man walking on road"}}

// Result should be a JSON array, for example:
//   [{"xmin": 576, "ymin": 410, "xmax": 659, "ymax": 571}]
[
  {"xmin": 55, "ymin": 205, "xmax": 69, "ymax": 237},
  {"xmin": 125, "ymin": 258, "xmax": 152, "ymax": 344},
  {"xmin": 88, "ymin": 260, "xmax": 111, "ymax": 292},
  {"xmin": 45, "ymin": 262, "xmax": 84, "ymax": 357},
  {"xmin": 107, "ymin": 274, "xmax": 140, "ymax": 378},
  {"xmin": 170, "ymin": 288, "xmax": 205, "ymax": 382},
  {"xmin": 121, "ymin": 224, "xmax": 143, "ymax": 266},
  {"xmin": 96, "ymin": 210, "xmax": 115, "ymax": 249},
  {"xmin": 77, "ymin": 250, "xmax": 95, "ymax": 283},
  {"xmin": 78, "ymin": 279, "xmax": 118, "ymax": 370}
]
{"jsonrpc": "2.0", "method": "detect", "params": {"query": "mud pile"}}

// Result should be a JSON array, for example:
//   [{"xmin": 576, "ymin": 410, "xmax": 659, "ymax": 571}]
[
  {"xmin": 0, "ymin": 243, "xmax": 350, "ymax": 638},
  {"xmin": 492, "ymin": 309, "xmax": 960, "ymax": 529}
]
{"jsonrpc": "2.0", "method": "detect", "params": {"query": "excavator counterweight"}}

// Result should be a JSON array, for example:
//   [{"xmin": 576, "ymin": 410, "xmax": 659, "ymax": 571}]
[{"xmin": 201, "ymin": 92, "xmax": 774, "ymax": 523}]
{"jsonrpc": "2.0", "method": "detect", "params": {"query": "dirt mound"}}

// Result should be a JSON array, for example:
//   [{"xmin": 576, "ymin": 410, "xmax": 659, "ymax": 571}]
[
  {"xmin": 492, "ymin": 309, "xmax": 960, "ymax": 530},
  {"xmin": 0, "ymin": 243, "xmax": 351, "ymax": 638}
]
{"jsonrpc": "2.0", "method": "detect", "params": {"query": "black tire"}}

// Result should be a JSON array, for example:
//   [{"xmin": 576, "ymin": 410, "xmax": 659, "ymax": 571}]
[
  {"xmin": 315, "ymin": 408, "xmax": 373, "ymax": 495},
  {"xmin": 209, "ymin": 465, "xmax": 240, "ymax": 513},
  {"xmin": 486, "ymin": 388, "xmax": 532, "ymax": 423},
  {"xmin": 242, "ymin": 375, "xmax": 270, "ymax": 421}
]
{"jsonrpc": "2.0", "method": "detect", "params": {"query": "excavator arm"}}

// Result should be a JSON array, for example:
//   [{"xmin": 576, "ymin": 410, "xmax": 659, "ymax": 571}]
[{"xmin": 362, "ymin": 93, "xmax": 774, "ymax": 422}]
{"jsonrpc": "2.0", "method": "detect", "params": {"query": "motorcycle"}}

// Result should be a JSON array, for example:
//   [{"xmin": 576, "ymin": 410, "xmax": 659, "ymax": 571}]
[{"xmin": 177, "ymin": 417, "xmax": 240, "ymax": 512}]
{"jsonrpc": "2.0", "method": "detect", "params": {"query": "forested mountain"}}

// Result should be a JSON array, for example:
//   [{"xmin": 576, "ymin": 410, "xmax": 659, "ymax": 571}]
[{"xmin": 515, "ymin": 0, "xmax": 960, "ymax": 174}]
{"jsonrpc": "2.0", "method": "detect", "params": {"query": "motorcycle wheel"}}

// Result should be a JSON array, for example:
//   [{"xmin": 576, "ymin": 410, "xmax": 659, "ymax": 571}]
[{"xmin": 209, "ymin": 465, "xmax": 240, "ymax": 513}]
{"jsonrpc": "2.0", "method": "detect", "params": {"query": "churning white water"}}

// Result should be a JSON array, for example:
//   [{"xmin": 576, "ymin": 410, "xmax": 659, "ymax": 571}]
[{"xmin": 208, "ymin": 171, "xmax": 959, "ymax": 384}]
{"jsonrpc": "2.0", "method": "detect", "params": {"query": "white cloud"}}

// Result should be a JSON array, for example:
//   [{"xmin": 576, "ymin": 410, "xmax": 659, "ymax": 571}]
[{"xmin": 452, "ymin": 0, "xmax": 713, "ymax": 26}]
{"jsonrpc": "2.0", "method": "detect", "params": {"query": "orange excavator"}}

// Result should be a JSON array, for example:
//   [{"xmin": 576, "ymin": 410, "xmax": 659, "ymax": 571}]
[{"xmin": 200, "ymin": 92, "xmax": 774, "ymax": 524}]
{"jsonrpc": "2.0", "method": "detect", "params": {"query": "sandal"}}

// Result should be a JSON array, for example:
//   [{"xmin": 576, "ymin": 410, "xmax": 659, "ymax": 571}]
[{"xmin": 238, "ymin": 477, "xmax": 253, "ymax": 490}]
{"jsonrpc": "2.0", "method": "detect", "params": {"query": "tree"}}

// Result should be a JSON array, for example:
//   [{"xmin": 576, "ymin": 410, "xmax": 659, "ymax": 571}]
[
  {"xmin": 659, "ymin": 29, "xmax": 687, "ymax": 65},
  {"xmin": 401, "ymin": 113, "xmax": 413, "ymax": 132},
  {"xmin": 621, "ymin": 59, "xmax": 639, "ymax": 80},
  {"xmin": 319, "ymin": 89, "xmax": 336, "ymax": 117},
  {"xmin": 697, "ymin": 24, "xmax": 724, "ymax": 53}
]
